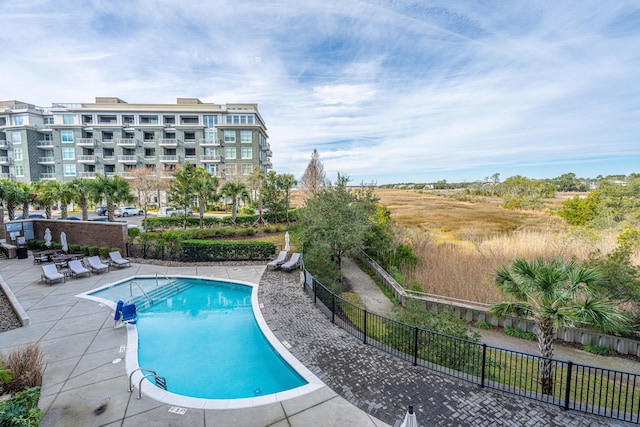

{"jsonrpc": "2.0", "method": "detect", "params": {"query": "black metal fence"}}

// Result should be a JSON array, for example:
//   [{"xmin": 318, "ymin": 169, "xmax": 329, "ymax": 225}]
[{"xmin": 301, "ymin": 266, "xmax": 640, "ymax": 424}]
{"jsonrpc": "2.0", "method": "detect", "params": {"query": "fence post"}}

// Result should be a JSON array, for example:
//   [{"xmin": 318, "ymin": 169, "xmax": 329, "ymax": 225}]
[
  {"xmin": 480, "ymin": 344, "xmax": 487, "ymax": 388},
  {"xmin": 363, "ymin": 309, "xmax": 368, "ymax": 345},
  {"xmin": 313, "ymin": 279, "xmax": 317, "ymax": 305},
  {"xmin": 331, "ymin": 293, "xmax": 335, "ymax": 323},
  {"xmin": 413, "ymin": 326, "xmax": 419, "ymax": 366},
  {"xmin": 564, "ymin": 361, "xmax": 573, "ymax": 410}
]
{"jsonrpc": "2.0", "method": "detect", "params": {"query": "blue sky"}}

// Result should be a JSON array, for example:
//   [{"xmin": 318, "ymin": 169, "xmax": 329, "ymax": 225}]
[{"xmin": 2, "ymin": 1, "xmax": 639, "ymax": 184}]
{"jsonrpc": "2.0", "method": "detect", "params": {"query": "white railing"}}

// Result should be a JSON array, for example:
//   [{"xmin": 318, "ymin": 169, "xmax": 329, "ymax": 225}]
[
  {"xmin": 118, "ymin": 155, "xmax": 138, "ymax": 163},
  {"xmin": 116, "ymin": 138, "xmax": 136, "ymax": 146},
  {"xmin": 143, "ymin": 139, "xmax": 156, "ymax": 144},
  {"xmin": 36, "ymin": 140, "xmax": 53, "ymax": 148},
  {"xmin": 198, "ymin": 139, "xmax": 220, "ymax": 146},
  {"xmin": 0, "ymin": 141, "xmax": 10, "ymax": 149},
  {"xmin": 77, "ymin": 155, "xmax": 96, "ymax": 163},
  {"xmin": 159, "ymin": 155, "xmax": 178, "ymax": 163},
  {"xmin": 158, "ymin": 138, "xmax": 177, "ymax": 146},
  {"xmin": 144, "ymin": 156, "xmax": 157, "ymax": 161},
  {"xmin": 184, "ymin": 155, "xmax": 197, "ymax": 161},
  {"xmin": 77, "ymin": 172, "xmax": 97, "ymax": 178},
  {"xmin": 103, "ymin": 156, "xmax": 116, "ymax": 161},
  {"xmin": 40, "ymin": 173, "xmax": 56, "ymax": 180},
  {"xmin": 200, "ymin": 155, "xmax": 221, "ymax": 162},
  {"xmin": 102, "ymin": 139, "xmax": 115, "ymax": 144},
  {"xmin": 0, "ymin": 157, "xmax": 10, "ymax": 164},
  {"xmin": 183, "ymin": 139, "xmax": 197, "ymax": 145},
  {"xmin": 76, "ymin": 138, "xmax": 96, "ymax": 146},
  {"xmin": 38, "ymin": 157, "xmax": 55, "ymax": 164}
]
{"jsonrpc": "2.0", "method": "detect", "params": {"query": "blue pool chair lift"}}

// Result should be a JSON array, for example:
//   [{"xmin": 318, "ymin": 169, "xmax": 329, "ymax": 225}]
[{"xmin": 114, "ymin": 300, "xmax": 138, "ymax": 327}]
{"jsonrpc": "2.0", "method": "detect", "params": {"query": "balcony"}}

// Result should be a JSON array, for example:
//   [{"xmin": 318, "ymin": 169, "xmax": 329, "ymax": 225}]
[
  {"xmin": 117, "ymin": 155, "xmax": 138, "ymax": 163},
  {"xmin": 0, "ymin": 173, "xmax": 13, "ymax": 179},
  {"xmin": 77, "ymin": 155, "xmax": 96, "ymax": 163},
  {"xmin": 40, "ymin": 173, "xmax": 56, "ymax": 180},
  {"xmin": 105, "ymin": 172, "xmax": 116, "ymax": 177},
  {"xmin": 76, "ymin": 138, "xmax": 96, "ymax": 147},
  {"xmin": 158, "ymin": 138, "xmax": 178, "ymax": 147},
  {"xmin": 200, "ymin": 155, "xmax": 222, "ymax": 163},
  {"xmin": 102, "ymin": 139, "xmax": 115, "ymax": 144},
  {"xmin": 38, "ymin": 157, "xmax": 55, "ymax": 164},
  {"xmin": 184, "ymin": 154, "xmax": 197, "ymax": 161},
  {"xmin": 159, "ymin": 155, "xmax": 178, "ymax": 163},
  {"xmin": 0, "ymin": 141, "xmax": 10, "ymax": 149},
  {"xmin": 199, "ymin": 139, "xmax": 220, "ymax": 147},
  {"xmin": 143, "ymin": 139, "xmax": 156, "ymax": 145},
  {"xmin": 77, "ymin": 172, "xmax": 97, "ymax": 179},
  {"xmin": 116, "ymin": 138, "xmax": 136, "ymax": 147},
  {"xmin": 183, "ymin": 139, "xmax": 197, "ymax": 145},
  {"xmin": 36, "ymin": 140, "xmax": 53, "ymax": 149},
  {"xmin": 143, "ymin": 155, "xmax": 157, "ymax": 161},
  {"xmin": 0, "ymin": 157, "xmax": 11, "ymax": 165},
  {"xmin": 103, "ymin": 155, "xmax": 116, "ymax": 162}
]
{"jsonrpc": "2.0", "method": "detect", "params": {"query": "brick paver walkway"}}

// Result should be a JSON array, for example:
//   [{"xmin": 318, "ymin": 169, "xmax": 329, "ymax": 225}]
[{"xmin": 258, "ymin": 270, "xmax": 634, "ymax": 427}]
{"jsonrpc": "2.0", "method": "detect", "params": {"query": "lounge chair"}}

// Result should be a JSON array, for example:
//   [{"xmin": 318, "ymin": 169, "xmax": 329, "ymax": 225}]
[
  {"xmin": 280, "ymin": 252, "xmax": 300, "ymax": 272},
  {"xmin": 41, "ymin": 264, "xmax": 65, "ymax": 284},
  {"xmin": 33, "ymin": 252, "xmax": 48, "ymax": 264},
  {"xmin": 267, "ymin": 250, "xmax": 288, "ymax": 270},
  {"xmin": 68, "ymin": 259, "xmax": 91, "ymax": 278},
  {"xmin": 87, "ymin": 256, "xmax": 109, "ymax": 274},
  {"xmin": 109, "ymin": 251, "xmax": 130, "ymax": 268},
  {"xmin": 114, "ymin": 300, "xmax": 137, "ymax": 327}
]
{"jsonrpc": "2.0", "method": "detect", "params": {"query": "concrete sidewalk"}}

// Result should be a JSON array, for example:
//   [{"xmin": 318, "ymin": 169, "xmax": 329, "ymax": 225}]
[{"xmin": 0, "ymin": 256, "xmax": 387, "ymax": 427}]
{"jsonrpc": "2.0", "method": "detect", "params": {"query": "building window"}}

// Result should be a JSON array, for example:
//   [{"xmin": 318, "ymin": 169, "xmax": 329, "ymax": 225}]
[
  {"xmin": 11, "ymin": 132, "xmax": 21, "ymax": 144},
  {"xmin": 247, "ymin": 116, "xmax": 254, "ymax": 124},
  {"xmin": 62, "ymin": 147, "xmax": 75, "ymax": 160},
  {"xmin": 63, "ymin": 114, "xmax": 75, "ymax": 125},
  {"xmin": 241, "ymin": 163, "xmax": 253, "ymax": 175},
  {"xmin": 64, "ymin": 164, "xmax": 76, "ymax": 176},
  {"xmin": 61, "ymin": 130, "xmax": 74, "ymax": 143},
  {"xmin": 224, "ymin": 147, "xmax": 236, "ymax": 159},
  {"xmin": 44, "ymin": 116, "xmax": 54, "ymax": 125},
  {"xmin": 13, "ymin": 116, "xmax": 24, "ymax": 126},
  {"xmin": 144, "ymin": 132, "xmax": 154, "ymax": 141},
  {"xmin": 204, "ymin": 130, "xmax": 217, "ymax": 143},
  {"xmin": 102, "ymin": 131, "xmax": 113, "ymax": 141},
  {"xmin": 203, "ymin": 115, "xmax": 218, "ymax": 128},
  {"xmin": 240, "ymin": 130, "xmax": 252, "ymax": 143},
  {"xmin": 241, "ymin": 147, "xmax": 252, "ymax": 159},
  {"xmin": 205, "ymin": 164, "xmax": 217, "ymax": 175},
  {"xmin": 224, "ymin": 131, "xmax": 236, "ymax": 143},
  {"xmin": 13, "ymin": 148, "xmax": 22, "ymax": 161},
  {"xmin": 140, "ymin": 115, "xmax": 158, "ymax": 124},
  {"xmin": 15, "ymin": 165, "xmax": 24, "ymax": 177}
]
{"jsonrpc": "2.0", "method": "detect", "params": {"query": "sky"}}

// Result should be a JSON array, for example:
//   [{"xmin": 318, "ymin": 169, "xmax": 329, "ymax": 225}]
[{"xmin": 1, "ymin": 1, "xmax": 639, "ymax": 185}]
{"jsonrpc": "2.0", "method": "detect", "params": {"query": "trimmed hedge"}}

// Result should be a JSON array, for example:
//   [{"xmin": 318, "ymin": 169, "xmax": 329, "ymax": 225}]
[{"xmin": 180, "ymin": 240, "xmax": 276, "ymax": 262}]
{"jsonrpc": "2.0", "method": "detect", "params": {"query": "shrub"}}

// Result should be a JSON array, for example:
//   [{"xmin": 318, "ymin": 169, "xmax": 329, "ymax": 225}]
[
  {"xmin": 0, "ymin": 387, "xmax": 43, "ymax": 427},
  {"xmin": 68, "ymin": 243, "xmax": 82, "ymax": 254},
  {"xmin": 88, "ymin": 246, "xmax": 100, "ymax": 256},
  {"xmin": 0, "ymin": 343, "xmax": 43, "ymax": 395},
  {"xmin": 475, "ymin": 321, "xmax": 491, "ymax": 330},
  {"xmin": 128, "ymin": 227, "xmax": 141, "ymax": 238},
  {"xmin": 110, "ymin": 247, "xmax": 122, "ymax": 256},
  {"xmin": 504, "ymin": 326, "xmax": 537, "ymax": 341},
  {"xmin": 98, "ymin": 247, "xmax": 111, "ymax": 259},
  {"xmin": 80, "ymin": 245, "xmax": 91, "ymax": 256},
  {"xmin": 180, "ymin": 240, "xmax": 276, "ymax": 261},
  {"xmin": 584, "ymin": 343, "xmax": 613, "ymax": 356}
]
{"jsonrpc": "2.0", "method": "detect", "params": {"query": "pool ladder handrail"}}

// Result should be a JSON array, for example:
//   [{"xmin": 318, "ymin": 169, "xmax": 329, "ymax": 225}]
[
  {"xmin": 129, "ymin": 280, "xmax": 150, "ymax": 301},
  {"xmin": 155, "ymin": 272, "xmax": 182, "ymax": 293},
  {"xmin": 128, "ymin": 367, "xmax": 167, "ymax": 399}
]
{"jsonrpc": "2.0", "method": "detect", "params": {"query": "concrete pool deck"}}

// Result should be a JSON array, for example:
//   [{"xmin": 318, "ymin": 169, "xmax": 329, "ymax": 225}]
[{"xmin": 0, "ymin": 257, "xmax": 387, "ymax": 427}]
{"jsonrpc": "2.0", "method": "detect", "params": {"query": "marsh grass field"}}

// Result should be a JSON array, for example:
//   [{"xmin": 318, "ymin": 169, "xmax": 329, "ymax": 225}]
[{"xmin": 372, "ymin": 189, "xmax": 624, "ymax": 304}]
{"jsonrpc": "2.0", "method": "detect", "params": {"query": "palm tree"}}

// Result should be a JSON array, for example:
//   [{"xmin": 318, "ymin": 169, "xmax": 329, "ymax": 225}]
[
  {"xmin": 278, "ymin": 173, "xmax": 297, "ymax": 222},
  {"xmin": 192, "ymin": 168, "xmax": 219, "ymax": 229},
  {"xmin": 58, "ymin": 182, "xmax": 76, "ymax": 219},
  {"xmin": 90, "ymin": 175, "xmax": 134, "ymax": 222},
  {"xmin": 35, "ymin": 181, "xmax": 60, "ymax": 219},
  {"xmin": 221, "ymin": 181, "xmax": 250, "ymax": 226},
  {"xmin": 18, "ymin": 182, "xmax": 36, "ymax": 219},
  {"xmin": 491, "ymin": 257, "xmax": 629, "ymax": 395},
  {"xmin": 70, "ymin": 178, "xmax": 94, "ymax": 221},
  {"xmin": 3, "ymin": 180, "xmax": 21, "ymax": 220}
]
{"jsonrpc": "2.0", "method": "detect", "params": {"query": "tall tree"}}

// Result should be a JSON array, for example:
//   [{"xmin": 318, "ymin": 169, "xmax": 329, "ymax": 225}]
[
  {"xmin": 90, "ymin": 175, "xmax": 134, "ymax": 222},
  {"xmin": 58, "ymin": 182, "xmax": 76, "ymax": 220},
  {"xmin": 247, "ymin": 167, "xmax": 265, "ymax": 225},
  {"xmin": 191, "ymin": 167, "xmax": 219, "ymax": 229},
  {"xmin": 18, "ymin": 183, "xmax": 37, "ymax": 219},
  {"xmin": 221, "ymin": 181, "xmax": 250, "ymax": 226},
  {"xmin": 168, "ymin": 163, "xmax": 197, "ymax": 228},
  {"xmin": 491, "ymin": 257, "xmax": 629, "ymax": 395},
  {"xmin": 128, "ymin": 167, "xmax": 161, "ymax": 224},
  {"xmin": 3, "ymin": 181, "xmax": 22, "ymax": 221},
  {"xmin": 70, "ymin": 178, "xmax": 94, "ymax": 221},
  {"xmin": 299, "ymin": 149, "xmax": 326, "ymax": 201},
  {"xmin": 35, "ymin": 181, "xmax": 60, "ymax": 219},
  {"xmin": 278, "ymin": 173, "xmax": 297, "ymax": 222}
]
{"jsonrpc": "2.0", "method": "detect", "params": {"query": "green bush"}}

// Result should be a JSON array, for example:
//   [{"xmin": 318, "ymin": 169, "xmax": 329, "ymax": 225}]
[
  {"xmin": 584, "ymin": 343, "xmax": 613, "ymax": 356},
  {"xmin": 180, "ymin": 240, "xmax": 276, "ymax": 261},
  {"xmin": 81, "ymin": 245, "xmax": 91, "ymax": 256},
  {"xmin": 98, "ymin": 247, "xmax": 111, "ymax": 259},
  {"xmin": 475, "ymin": 321, "xmax": 491, "ymax": 330},
  {"xmin": 68, "ymin": 243, "xmax": 82, "ymax": 254},
  {"xmin": 504, "ymin": 326, "xmax": 537, "ymax": 341},
  {"xmin": 0, "ymin": 387, "xmax": 43, "ymax": 427},
  {"xmin": 110, "ymin": 247, "xmax": 122, "ymax": 255},
  {"xmin": 88, "ymin": 246, "xmax": 100, "ymax": 256},
  {"xmin": 128, "ymin": 227, "xmax": 141, "ymax": 238}
]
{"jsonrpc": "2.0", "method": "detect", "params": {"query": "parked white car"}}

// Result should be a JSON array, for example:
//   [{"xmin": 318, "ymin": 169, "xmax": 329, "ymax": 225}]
[
  {"xmin": 114, "ymin": 207, "xmax": 144, "ymax": 217},
  {"xmin": 157, "ymin": 206, "xmax": 193, "ymax": 217}
]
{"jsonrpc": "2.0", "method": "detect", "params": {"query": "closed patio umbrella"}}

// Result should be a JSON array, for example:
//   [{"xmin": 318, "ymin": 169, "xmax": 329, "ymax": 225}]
[
  {"xmin": 44, "ymin": 228, "xmax": 52, "ymax": 248},
  {"xmin": 400, "ymin": 405, "xmax": 418, "ymax": 427},
  {"xmin": 284, "ymin": 231, "xmax": 290, "ymax": 252},
  {"xmin": 60, "ymin": 231, "xmax": 68, "ymax": 253}
]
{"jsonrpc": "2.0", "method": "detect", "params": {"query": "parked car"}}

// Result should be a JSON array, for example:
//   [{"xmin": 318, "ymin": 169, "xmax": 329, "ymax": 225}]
[
  {"xmin": 58, "ymin": 216, "xmax": 80, "ymax": 220},
  {"xmin": 95, "ymin": 206, "xmax": 107, "ymax": 216},
  {"xmin": 157, "ymin": 206, "xmax": 193, "ymax": 217},
  {"xmin": 114, "ymin": 207, "xmax": 144, "ymax": 217},
  {"xmin": 14, "ymin": 214, "xmax": 45, "ymax": 220}
]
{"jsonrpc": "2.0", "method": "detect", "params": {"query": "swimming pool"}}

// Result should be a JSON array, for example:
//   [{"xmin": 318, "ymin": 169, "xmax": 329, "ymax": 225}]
[{"xmin": 79, "ymin": 275, "xmax": 323, "ymax": 409}]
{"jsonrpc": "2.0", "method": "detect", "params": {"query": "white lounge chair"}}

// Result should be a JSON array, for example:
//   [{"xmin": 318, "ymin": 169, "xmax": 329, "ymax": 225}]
[
  {"xmin": 281, "ymin": 253, "xmax": 300, "ymax": 272},
  {"xmin": 68, "ymin": 259, "xmax": 91, "ymax": 278},
  {"xmin": 267, "ymin": 250, "xmax": 288, "ymax": 270},
  {"xmin": 109, "ymin": 251, "xmax": 130, "ymax": 268},
  {"xmin": 41, "ymin": 264, "xmax": 65, "ymax": 284},
  {"xmin": 86, "ymin": 256, "xmax": 109, "ymax": 274}
]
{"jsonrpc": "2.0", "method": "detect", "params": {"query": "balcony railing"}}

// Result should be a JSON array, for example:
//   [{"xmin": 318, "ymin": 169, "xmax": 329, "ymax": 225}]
[
  {"xmin": 102, "ymin": 139, "xmax": 115, "ymax": 144},
  {"xmin": 36, "ymin": 140, "xmax": 53, "ymax": 148},
  {"xmin": 103, "ymin": 156, "xmax": 116, "ymax": 161},
  {"xmin": 0, "ymin": 141, "xmax": 9, "ymax": 149},
  {"xmin": 116, "ymin": 138, "xmax": 136, "ymax": 146},
  {"xmin": 77, "ymin": 155, "xmax": 96, "ymax": 163},
  {"xmin": 144, "ymin": 156, "xmax": 157, "ymax": 161},
  {"xmin": 200, "ymin": 155, "xmax": 222, "ymax": 162},
  {"xmin": 198, "ymin": 139, "xmax": 220, "ymax": 146},
  {"xmin": 77, "ymin": 172, "xmax": 97, "ymax": 179},
  {"xmin": 143, "ymin": 139, "xmax": 156, "ymax": 145},
  {"xmin": 184, "ymin": 155, "xmax": 197, "ymax": 161},
  {"xmin": 184, "ymin": 139, "xmax": 197, "ymax": 145},
  {"xmin": 158, "ymin": 138, "xmax": 178, "ymax": 147},
  {"xmin": 76, "ymin": 138, "xmax": 96, "ymax": 147},
  {"xmin": 105, "ymin": 172, "xmax": 116, "ymax": 177},
  {"xmin": 38, "ymin": 157, "xmax": 55, "ymax": 164},
  {"xmin": 118, "ymin": 155, "xmax": 138, "ymax": 163},
  {"xmin": 40, "ymin": 173, "xmax": 56, "ymax": 180},
  {"xmin": 0, "ymin": 157, "xmax": 11, "ymax": 165},
  {"xmin": 0, "ymin": 173, "xmax": 13, "ymax": 179},
  {"xmin": 159, "ymin": 155, "xmax": 179, "ymax": 163}
]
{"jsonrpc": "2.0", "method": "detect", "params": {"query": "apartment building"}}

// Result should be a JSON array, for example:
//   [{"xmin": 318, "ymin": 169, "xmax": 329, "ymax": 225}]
[{"xmin": 0, "ymin": 97, "xmax": 272, "ymax": 183}]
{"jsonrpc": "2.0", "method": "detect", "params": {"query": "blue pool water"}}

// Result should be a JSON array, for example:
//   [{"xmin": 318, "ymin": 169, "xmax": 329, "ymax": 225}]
[{"xmin": 89, "ymin": 278, "xmax": 307, "ymax": 399}]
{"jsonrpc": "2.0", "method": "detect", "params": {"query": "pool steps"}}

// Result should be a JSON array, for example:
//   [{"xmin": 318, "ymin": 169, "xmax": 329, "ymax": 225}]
[{"xmin": 130, "ymin": 278, "xmax": 193, "ymax": 310}]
